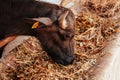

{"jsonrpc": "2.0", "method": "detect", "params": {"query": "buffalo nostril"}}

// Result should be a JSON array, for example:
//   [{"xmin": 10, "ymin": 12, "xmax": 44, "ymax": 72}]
[{"xmin": 65, "ymin": 56, "xmax": 74, "ymax": 65}]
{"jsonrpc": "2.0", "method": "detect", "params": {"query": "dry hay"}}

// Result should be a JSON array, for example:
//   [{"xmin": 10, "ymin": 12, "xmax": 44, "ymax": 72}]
[
  {"xmin": 0, "ymin": 0, "xmax": 120, "ymax": 80},
  {"xmin": 83, "ymin": 0, "xmax": 120, "ymax": 18}
]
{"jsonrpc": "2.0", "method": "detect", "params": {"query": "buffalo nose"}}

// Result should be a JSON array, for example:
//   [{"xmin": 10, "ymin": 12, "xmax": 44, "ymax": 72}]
[{"xmin": 65, "ymin": 56, "xmax": 74, "ymax": 65}]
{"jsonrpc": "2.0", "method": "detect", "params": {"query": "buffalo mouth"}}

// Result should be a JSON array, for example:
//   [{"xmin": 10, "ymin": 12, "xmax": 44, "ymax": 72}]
[
  {"xmin": 55, "ymin": 56, "xmax": 74, "ymax": 66},
  {"xmin": 48, "ymin": 52, "xmax": 74, "ymax": 66}
]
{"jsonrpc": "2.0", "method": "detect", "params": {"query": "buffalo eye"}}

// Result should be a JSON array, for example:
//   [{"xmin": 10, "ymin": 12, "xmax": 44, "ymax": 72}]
[
  {"xmin": 64, "ymin": 34, "xmax": 74, "ymax": 40},
  {"xmin": 58, "ymin": 29, "xmax": 74, "ymax": 40}
]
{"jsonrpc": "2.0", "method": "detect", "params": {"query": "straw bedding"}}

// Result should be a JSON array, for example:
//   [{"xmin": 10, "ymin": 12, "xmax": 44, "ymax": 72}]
[{"xmin": 0, "ymin": 0, "xmax": 120, "ymax": 80}]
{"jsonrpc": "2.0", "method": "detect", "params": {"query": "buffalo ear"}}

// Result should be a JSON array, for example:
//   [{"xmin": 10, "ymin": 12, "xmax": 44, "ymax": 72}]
[
  {"xmin": 31, "ymin": 17, "xmax": 53, "ymax": 26},
  {"xmin": 58, "ymin": 11, "xmax": 69, "ymax": 29}
]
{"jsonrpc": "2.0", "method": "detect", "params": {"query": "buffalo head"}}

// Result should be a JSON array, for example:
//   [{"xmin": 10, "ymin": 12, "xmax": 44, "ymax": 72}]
[{"xmin": 31, "ymin": 10, "xmax": 76, "ymax": 65}]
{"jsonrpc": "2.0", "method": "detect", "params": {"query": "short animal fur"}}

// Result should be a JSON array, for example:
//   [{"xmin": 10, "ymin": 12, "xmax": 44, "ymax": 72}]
[{"xmin": 0, "ymin": 0, "xmax": 76, "ymax": 65}]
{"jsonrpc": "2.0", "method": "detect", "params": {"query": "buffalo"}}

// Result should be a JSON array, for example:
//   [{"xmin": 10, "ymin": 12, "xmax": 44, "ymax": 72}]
[{"xmin": 0, "ymin": 0, "xmax": 76, "ymax": 65}]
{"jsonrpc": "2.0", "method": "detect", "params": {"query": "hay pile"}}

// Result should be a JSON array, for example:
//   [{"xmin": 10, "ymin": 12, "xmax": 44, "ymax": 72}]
[{"xmin": 0, "ymin": 0, "xmax": 120, "ymax": 80}]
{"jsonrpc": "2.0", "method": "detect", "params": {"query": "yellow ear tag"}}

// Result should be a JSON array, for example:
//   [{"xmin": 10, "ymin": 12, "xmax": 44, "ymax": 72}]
[{"xmin": 32, "ymin": 22, "xmax": 39, "ymax": 29}]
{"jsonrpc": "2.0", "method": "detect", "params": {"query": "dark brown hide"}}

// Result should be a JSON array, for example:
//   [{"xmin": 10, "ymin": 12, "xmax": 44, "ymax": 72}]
[{"xmin": 0, "ymin": 0, "xmax": 76, "ymax": 65}]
